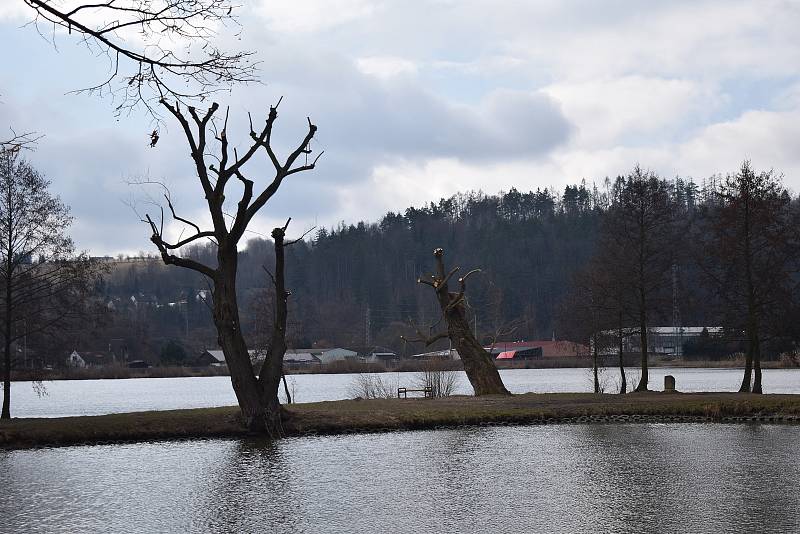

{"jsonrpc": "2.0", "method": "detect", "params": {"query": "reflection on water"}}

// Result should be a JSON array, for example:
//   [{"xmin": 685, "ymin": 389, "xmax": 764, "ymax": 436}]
[
  {"xmin": 2, "ymin": 424, "xmax": 799, "ymax": 533},
  {"xmin": 11, "ymin": 367, "xmax": 800, "ymax": 418}
]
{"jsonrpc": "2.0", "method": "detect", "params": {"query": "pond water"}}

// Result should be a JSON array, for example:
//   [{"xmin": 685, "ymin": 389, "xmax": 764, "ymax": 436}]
[
  {"xmin": 7, "ymin": 367, "xmax": 800, "ymax": 418},
  {"xmin": 1, "ymin": 423, "xmax": 799, "ymax": 533},
  {"xmin": 6, "ymin": 367, "xmax": 800, "ymax": 417}
]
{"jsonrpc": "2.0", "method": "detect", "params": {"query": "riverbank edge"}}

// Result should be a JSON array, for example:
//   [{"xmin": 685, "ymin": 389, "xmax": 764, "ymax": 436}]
[
  {"xmin": 3, "ymin": 392, "xmax": 800, "ymax": 450},
  {"xmin": 11, "ymin": 359, "xmax": 799, "ymax": 382}
]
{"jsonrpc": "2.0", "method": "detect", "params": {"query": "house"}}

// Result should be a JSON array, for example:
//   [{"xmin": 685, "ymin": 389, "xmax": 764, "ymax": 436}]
[
  {"xmin": 66, "ymin": 350, "xmax": 86, "ymax": 368},
  {"xmin": 194, "ymin": 350, "xmax": 227, "ymax": 367},
  {"xmin": 318, "ymin": 348, "xmax": 357, "ymax": 364},
  {"xmin": 368, "ymin": 351, "xmax": 399, "ymax": 364},
  {"xmin": 284, "ymin": 349, "xmax": 322, "ymax": 366},
  {"xmin": 495, "ymin": 347, "xmax": 543, "ymax": 360},
  {"xmin": 608, "ymin": 326, "xmax": 724, "ymax": 356},
  {"xmin": 489, "ymin": 341, "xmax": 589, "ymax": 359},
  {"xmin": 196, "ymin": 349, "xmax": 267, "ymax": 367},
  {"xmin": 410, "ymin": 349, "xmax": 460, "ymax": 360},
  {"xmin": 66, "ymin": 350, "xmax": 116, "ymax": 368}
]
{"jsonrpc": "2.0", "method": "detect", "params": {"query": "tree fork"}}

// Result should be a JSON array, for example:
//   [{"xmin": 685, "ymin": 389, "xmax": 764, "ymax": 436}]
[
  {"xmin": 416, "ymin": 248, "xmax": 509, "ymax": 396},
  {"xmin": 142, "ymin": 100, "xmax": 320, "ymax": 434}
]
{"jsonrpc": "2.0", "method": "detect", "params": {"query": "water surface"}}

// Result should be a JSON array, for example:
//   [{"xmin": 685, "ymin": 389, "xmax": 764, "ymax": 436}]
[{"xmin": 2, "ymin": 424, "xmax": 798, "ymax": 533}]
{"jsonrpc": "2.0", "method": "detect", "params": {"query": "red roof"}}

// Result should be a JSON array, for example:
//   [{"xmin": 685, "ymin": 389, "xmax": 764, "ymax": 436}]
[
  {"xmin": 496, "ymin": 350, "xmax": 516, "ymax": 359},
  {"xmin": 488, "ymin": 340, "xmax": 589, "ymax": 358}
]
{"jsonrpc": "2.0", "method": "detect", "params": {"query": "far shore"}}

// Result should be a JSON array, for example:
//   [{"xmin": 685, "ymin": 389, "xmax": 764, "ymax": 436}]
[
  {"xmin": 10, "ymin": 357, "xmax": 799, "ymax": 382},
  {"xmin": 2, "ymin": 392, "xmax": 800, "ymax": 450}
]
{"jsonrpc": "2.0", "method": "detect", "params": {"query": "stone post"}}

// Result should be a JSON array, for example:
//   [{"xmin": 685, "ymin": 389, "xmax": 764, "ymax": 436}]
[{"xmin": 664, "ymin": 375, "xmax": 676, "ymax": 393}]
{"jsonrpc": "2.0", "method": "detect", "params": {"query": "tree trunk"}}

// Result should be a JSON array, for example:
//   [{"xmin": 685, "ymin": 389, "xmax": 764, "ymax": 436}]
[
  {"xmin": 282, "ymin": 372, "xmax": 292, "ymax": 404},
  {"xmin": 752, "ymin": 333, "xmax": 762, "ymax": 394},
  {"xmin": 592, "ymin": 334, "xmax": 600, "ymax": 394},
  {"xmin": 739, "ymin": 327, "xmax": 754, "ymax": 393},
  {"xmin": 635, "ymin": 310, "xmax": 649, "ymax": 392},
  {"xmin": 1, "ymin": 334, "xmax": 9, "ymax": 419},
  {"xmin": 438, "ymin": 291, "xmax": 509, "ymax": 396},
  {"xmin": 257, "ymin": 227, "xmax": 291, "ymax": 432},
  {"xmin": 213, "ymin": 250, "xmax": 271, "ymax": 432},
  {"xmin": 618, "ymin": 336, "xmax": 626, "ymax": 394},
  {"xmin": 617, "ymin": 316, "xmax": 627, "ymax": 394},
  {"xmin": 2, "ymin": 263, "xmax": 11, "ymax": 419}
]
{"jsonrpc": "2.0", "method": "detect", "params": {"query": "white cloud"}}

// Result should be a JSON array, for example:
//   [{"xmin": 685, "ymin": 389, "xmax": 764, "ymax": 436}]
[
  {"xmin": 543, "ymin": 76, "xmax": 719, "ymax": 148},
  {"xmin": 356, "ymin": 56, "xmax": 418, "ymax": 79},
  {"xmin": 3, "ymin": 0, "xmax": 800, "ymax": 254},
  {"xmin": 252, "ymin": 0, "xmax": 379, "ymax": 33}
]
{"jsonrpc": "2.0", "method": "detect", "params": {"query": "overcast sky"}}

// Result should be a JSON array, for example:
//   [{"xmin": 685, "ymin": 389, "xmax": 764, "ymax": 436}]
[{"xmin": 1, "ymin": 1, "xmax": 799, "ymax": 255}]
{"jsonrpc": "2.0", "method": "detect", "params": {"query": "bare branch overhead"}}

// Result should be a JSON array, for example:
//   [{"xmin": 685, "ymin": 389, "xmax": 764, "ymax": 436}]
[{"xmin": 22, "ymin": 0, "xmax": 258, "ymax": 117}]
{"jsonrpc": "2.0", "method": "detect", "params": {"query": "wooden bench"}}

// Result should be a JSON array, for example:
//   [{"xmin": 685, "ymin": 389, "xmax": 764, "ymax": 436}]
[{"xmin": 397, "ymin": 386, "xmax": 433, "ymax": 399}]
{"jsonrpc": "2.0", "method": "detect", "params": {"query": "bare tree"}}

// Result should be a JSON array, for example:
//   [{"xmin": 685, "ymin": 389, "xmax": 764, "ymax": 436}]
[
  {"xmin": 557, "ymin": 269, "xmax": 610, "ymax": 394},
  {"xmin": 141, "ymin": 98, "xmax": 320, "ymax": 433},
  {"xmin": 260, "ymin": 219, "xmax": 314, "ymax": 408},
  {"xmin": 22, "ymin": 0, "xmax": 256, "ymax": 115},
  {"xmin": 698, "ymin": 162, "xmax": 799, "ymax": 393},
  {"xmin": 0, "ymin": 147, "xmax": 102, "ymax": 418},
  {"xmin": 601, "ymin": 167, "xmax": 678, "ymax": 392},
  {"xmin": 411, "ymin": 248, "xmax": 509, "ymax": 396},
  {"xmin": 565, "ymin": 245, "xmax": 638, "ymax": 394}
]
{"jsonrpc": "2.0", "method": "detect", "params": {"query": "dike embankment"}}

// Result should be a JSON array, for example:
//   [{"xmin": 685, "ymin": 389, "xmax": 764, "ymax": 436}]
[{"xmin": 3, "ymin": 392, "xmax": 800, "ymax": 450}]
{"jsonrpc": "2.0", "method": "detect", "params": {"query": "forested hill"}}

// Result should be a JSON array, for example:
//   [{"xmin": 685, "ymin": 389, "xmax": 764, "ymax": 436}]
[
  {"xmin": 281, "ymin": 186, "xmax": 604, "ymax": 350},
  {"xmin": 80, "ymin": 178, "xmax": 719, "ymax": 362}
]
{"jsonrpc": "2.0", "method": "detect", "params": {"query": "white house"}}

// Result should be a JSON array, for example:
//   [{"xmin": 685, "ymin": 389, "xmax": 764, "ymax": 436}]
[
  {"xmin": 410, "ymin": 349, "xmax": 461, "ymax": 360},
  {"xmin": 283, "ymin": 350, "xmax": 321, "ymax": 366},
  {"xmin": 598, "ymin": 326, "xmax": 723, "ymax": 356},
  {"xmin": 318, "ymin": 348, "xmax": 358, "ymax": 364},
  {"xmin": 66, "ymin": 350, "xmax": 87, "ymax": 368}
]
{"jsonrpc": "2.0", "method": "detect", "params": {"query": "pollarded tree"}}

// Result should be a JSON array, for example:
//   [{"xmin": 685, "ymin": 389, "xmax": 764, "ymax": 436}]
[
  {"xmin": 411, "ymin": 248, "xmax": 509, "ymax": 395},
  {"xmin": 142, "ymin": 99, "xmax": 320, "ymax": 433},
  {"xmin": 0, "ymin": 147, "xmax": 102, "ymax": 419},
  {"xmin": 699, "ymin": 162, "xmax": 800, "ymax": 393}
]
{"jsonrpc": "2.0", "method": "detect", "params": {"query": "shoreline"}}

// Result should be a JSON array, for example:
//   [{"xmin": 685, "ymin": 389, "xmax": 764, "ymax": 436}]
[
  {"xmin": 3, "ymin": 392, "xmax": 800, "ymax": 450},
  {"xmin": 10, "ymin": 359, "xmax": 799, "ymax": 382}
]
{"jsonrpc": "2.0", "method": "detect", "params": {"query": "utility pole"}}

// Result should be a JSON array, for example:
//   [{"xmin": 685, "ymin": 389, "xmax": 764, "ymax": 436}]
[{"xmin": 365, "ymin": 306, "xmax": 371, "ymax": 347}]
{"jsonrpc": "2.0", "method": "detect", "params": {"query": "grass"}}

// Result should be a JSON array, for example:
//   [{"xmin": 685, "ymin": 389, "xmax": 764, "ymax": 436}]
[{"xmin": 3, "ymin": 392, "xmax": 800, "ymax": 450}]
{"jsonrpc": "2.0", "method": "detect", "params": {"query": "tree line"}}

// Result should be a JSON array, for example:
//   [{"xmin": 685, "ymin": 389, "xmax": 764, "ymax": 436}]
[{"xmin": 14, "ymin": 163, "xmax": 799, "ymax": 390}]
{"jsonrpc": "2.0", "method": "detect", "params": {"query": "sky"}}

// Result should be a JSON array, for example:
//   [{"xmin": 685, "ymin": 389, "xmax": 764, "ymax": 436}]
[{"xmin": 1, "ymin": 1, "xmax": 800, "ymax": 255}]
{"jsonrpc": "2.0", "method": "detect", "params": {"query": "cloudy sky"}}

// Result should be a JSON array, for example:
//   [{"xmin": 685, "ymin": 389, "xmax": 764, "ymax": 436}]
[{"xmin": 1, "ymin": 1, "xmax": 799, "ymax": 255}]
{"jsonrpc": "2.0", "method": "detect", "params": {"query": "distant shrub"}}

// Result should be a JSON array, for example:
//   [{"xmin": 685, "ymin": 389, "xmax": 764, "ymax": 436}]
[{"xmin": 348, "ymin": 374, "xmax": 396, "ymax": 399}]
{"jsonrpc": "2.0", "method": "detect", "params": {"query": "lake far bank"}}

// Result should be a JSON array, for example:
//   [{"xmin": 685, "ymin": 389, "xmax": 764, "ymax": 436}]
[
  {"xmin": 3, "ymin": 392, "xmax": 800, "ymax": 450},
  {"xmin": 10, "ymin": 357, "xmax": 798, "ymax": 382}
]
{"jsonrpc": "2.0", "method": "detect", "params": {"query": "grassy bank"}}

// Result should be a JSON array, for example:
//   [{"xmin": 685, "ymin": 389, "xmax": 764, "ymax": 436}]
[{"xmin": 3, "ymin": 392, "xmax": 800, "ymax": 450}]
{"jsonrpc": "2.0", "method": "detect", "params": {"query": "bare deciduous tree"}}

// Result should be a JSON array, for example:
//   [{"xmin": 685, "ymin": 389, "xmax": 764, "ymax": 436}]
[
  {"xmin": 601, "ymin": 167, "xmax": 678, "ymax": 392},
  {"xmin": 698, "ymin": 161, "xmax": 800, "ymax": 393},
  {"xmin": 141, "ymin": 98, "xmax": 320, "ymax": 433},
  {"xmin": 411, "ymin": 248, "xmax": 509, "ymax": 396},
  {"xmin": 0, "ymin": 147, "xmax": 102, "ymax": 418},
  {"xmin": 22, "ymin": 0, "xmax": 256, "ymax": 115}
]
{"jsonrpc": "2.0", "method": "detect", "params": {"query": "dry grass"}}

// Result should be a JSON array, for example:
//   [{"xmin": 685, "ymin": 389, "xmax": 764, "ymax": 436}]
[{"xmin": 3, "ymin": 392, "xmax": 800, "ymax": 450}]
